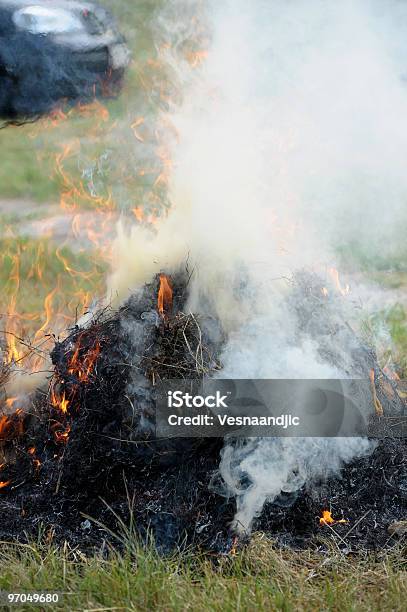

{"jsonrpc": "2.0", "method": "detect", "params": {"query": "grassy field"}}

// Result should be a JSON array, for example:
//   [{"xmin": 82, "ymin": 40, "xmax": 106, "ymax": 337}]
[{"xmin": 0, "ymin": 536, "xmax": 406, "ymax": 611}]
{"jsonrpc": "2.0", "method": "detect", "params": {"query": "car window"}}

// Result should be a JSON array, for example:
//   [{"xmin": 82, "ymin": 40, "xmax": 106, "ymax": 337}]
[{"xmin": 13, "ymin": 6, "xmax": 84, "ymax": 35}]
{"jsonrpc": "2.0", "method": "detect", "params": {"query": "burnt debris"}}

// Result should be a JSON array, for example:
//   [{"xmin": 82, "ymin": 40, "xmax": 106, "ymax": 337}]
[{"xmin": 0, "ymin": 271, "xmax": 406, "ymax": 554}]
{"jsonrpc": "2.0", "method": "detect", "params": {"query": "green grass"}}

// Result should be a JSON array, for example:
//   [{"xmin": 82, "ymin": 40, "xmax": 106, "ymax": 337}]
[
  {"xmin": 0, "ymin": 535, "xmax": 405, "ymax": 611},
  {"xmin": 337, "ymin": 241, "xmax": 407, "ymax": 275},
  {"xmin": 0, "ymin": 129, "xmax": 58, "ymax": 202},
  {"xmin": 364, "ymin": 303, "xmax": 407, "ymax": 377},
  {"xmin": 337, "ymin": 240, "xmax": 407, "ymax": 376}
]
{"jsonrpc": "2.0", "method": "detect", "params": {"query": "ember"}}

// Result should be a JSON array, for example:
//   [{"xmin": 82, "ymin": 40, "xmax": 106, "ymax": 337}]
[
  {"xmin": 53, "ymin": 424, "xmax": 71, "ymax": 445},
  {"xmin": 319, "ymin": 510, "xmax": 347, "ymax": 526}
]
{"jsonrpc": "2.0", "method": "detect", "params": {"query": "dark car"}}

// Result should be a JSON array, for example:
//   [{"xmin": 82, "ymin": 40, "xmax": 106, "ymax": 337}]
[{"xmin": 0, "ymin": 0, "xmax": 130, "ymax": 119}]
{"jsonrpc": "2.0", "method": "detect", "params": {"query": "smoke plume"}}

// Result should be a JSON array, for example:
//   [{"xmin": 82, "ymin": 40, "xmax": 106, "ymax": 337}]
[{"xmin": 106, "ymin": 0, "xmax": 407, "ymax": 532}]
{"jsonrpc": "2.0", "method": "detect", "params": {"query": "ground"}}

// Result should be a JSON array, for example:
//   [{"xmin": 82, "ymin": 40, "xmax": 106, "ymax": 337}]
[
  {"xmin": 0, "ymin": 537, "xmax": 405, "ymax": 611},
  {"xmin": 0, "ymin": 0, "xmax": 406, "ymax": 610}
]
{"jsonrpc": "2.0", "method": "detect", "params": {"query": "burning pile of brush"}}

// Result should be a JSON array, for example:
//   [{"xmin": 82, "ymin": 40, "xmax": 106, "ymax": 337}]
[
  {"xmin": 0, "ymin": 269, "xmax": 406, "ymax": 554},
  {"xmin": 0, "ymin": 271, "xmax": 228, "ymax": 551}
]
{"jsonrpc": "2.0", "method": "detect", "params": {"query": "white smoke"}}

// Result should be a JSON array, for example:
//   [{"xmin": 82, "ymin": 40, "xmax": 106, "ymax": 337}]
[
  {"xmin": 108, "ymin": 0, "xmax": 407, "ymax": 531},
  {"xmin": 219, "ymin": 436, "xmax": 372, "ymax": 533}
]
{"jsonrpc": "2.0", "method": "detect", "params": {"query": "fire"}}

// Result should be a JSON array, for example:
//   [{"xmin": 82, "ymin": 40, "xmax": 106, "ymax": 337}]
[
  {"xmin": 319, "ymin": 510, "xmax": 347, "ymax": 526},
  {"xmin": 0, "ymin": 118, "xmax": 115, "ymax": 378},
  {"xmin": 51, "ymin": 389, "xmax": 69, "ymax": 415},
  {"xmin": 131, "ymin": 116, "xmax": 145, "ymax": 142},
  {"xmin": 131, "ymin": 206, "xmax": 159, "ymax": 226},
  {"xmin": 157, "ymin": 274, "xmax": 173, "ymax": 317},
  {"xmin": 187, "ymin": 49, "xmax": 208, "ymax": 68},
  {"xmin": 328, "ymin": 268, "xmax": 350, "ymax": 296},
  {"xmin": 54, "ymin": 424, "xmax": 71, "ymax": 445},
  {"xmin": 0, "ymin": 410, "xmax": 24, "ymax": 441},
  {"xmin": 3, "ymin": 250, "xmax": 25, "ymax": 364},
  {"xmin": 1, "ymin": 235, "xmax": 103, "ymax": 377},
  {"xmin": 154, "ymin": 136, "xmax": 176, "ymax": 189},
  {"xmin": 0, "ymin": 481, "xmax": 11, "ymax": 490},
  {"xmin": 229, "ymin": 536, "xmax": 239, "ymax": 556},
  {"xmin": 0, "ymin": 12, "xmax": 193, "ymax": 384},
  {"xmin": 68, "ymin": 336, "xmax": 101, "ymax": 382},
  {"xmin": 29, "ymin": 100, "xmax": 110, "ymax": 135},
  {"xmin": 27, "ymin": 446, "xmax": 41, "ymax": 469},
  {"xmin": 33, "ymin": 287, "xmax": 58, "ymax": 342}
]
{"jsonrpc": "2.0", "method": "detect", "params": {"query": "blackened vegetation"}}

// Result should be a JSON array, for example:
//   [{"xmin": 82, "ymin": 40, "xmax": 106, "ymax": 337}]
[
  {"xmin": 0, "ymin": 273, "xmax": 232, "ymax": 552},
  {"xmin": 0, "ymin": 272, "xmax": 406, "ymax": 554},
  {"xmin": 258, "ymin": 437, "xmax": 407, "ymax": 550}
]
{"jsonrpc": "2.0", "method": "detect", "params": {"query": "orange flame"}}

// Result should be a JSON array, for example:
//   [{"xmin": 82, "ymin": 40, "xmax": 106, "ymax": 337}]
[
  {"xmin": 1, "ymin": 234, "xmax": 103, "ymax": 376},
  {"xmin": 1, "ymin": 19, "xmax": 198, "ymax": 379},
  {"xmin": 319, "ymin": 510, "xmax": 347, "ymax": 526},
  {"xmin": 131, "ymin": 117, "xmax": 145, "ymax": 142},
  {"xmin": 51, "ymin": 390, "xmax": 69, "ymax": 415},
  {"xmin": 3, "ymin": 252, "xmax": 25, "ymax": 364},
  {"xmin": 328, "ymin": 268, "xmax": 350, "ymax": 296},
  {"xmin": 0, "ymin": 481, "xmax": 11, "ymax": 490},
  {"xmin": 27, "ymin": 447, "xmax": 41, "ymax": 469},
  {"xmin": 157, "ymin": 274, "xmax": 173, "ymax": 317},
  {"xmin": 131, "ymin": 206, "xmax": 159, "ymax": 226},
  {"xmin": 0, "ymin": 410, "xmax": 24, "ymax": 441},
  {"xmin": 185, "ymin": 49, "xmax": 208, "ymax": 68},
  {"xmin": 68, "ymin": 336, "xmax": 101, "ymax": 383},
  {"xmin": 229, "ymin": 536, "xmax": 239, "ymax": 556},
  {"xmin": 54, "ymin": 424, "xmax": 71, "ymax": 445}
]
